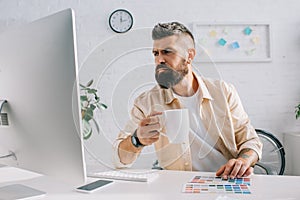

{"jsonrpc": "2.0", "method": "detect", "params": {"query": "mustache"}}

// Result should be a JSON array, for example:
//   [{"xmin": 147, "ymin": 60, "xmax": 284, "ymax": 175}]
[{"xmin": 155, "ymin": 63, "xmax": 175, "ymax": 74}]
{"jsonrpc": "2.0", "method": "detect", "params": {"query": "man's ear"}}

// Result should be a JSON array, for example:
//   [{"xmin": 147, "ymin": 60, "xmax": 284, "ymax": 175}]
[{"xmin": 187, "ymin": 48, "xmax": 196, "ymax": 63}]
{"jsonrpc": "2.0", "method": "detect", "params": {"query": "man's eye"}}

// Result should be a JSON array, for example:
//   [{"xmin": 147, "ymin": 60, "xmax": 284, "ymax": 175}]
[{"xmin": 153, "ymin": 51, "xmax": 159, "ymax": 56}]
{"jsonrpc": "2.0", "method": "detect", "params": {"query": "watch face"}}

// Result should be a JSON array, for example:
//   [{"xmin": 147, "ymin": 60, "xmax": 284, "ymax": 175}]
[
  {"xmin": 131, "ymin": 135, "xmax": 138, "ymax": 147},
  {"xmin": 109, "ymin": 9, "xmax": 133, "ymax": 33},
  {"xmin": 131, "ymin": 134, "xmax": 144, "ymax": 148}
]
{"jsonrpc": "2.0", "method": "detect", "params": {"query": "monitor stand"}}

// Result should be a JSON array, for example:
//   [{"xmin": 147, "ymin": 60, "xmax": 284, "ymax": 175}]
[{"xmin": 0, "ymin": 100, "xmax": 46, "ymax": 198}]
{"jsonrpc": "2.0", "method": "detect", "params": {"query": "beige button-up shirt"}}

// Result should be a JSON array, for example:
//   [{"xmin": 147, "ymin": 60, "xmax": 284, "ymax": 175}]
[{"xmin": 114, "ymin": 75, "xmax": 262, "ymax": 171}]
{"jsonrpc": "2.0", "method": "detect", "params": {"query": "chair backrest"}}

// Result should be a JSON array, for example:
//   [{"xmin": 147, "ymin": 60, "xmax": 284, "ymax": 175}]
[{"xmin": 254, "ymin": 129, "xmax": 285, "ymax": 175}]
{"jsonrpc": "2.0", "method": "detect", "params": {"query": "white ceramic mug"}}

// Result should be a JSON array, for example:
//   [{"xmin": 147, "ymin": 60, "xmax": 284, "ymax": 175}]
[{"xmin": 159, "ymin": 109, "xmax": 189, "ymax": 143}]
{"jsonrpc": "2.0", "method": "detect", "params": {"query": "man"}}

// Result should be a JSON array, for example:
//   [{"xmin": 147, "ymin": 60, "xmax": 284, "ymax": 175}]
[{"xmin": 114, "ymin": 22, "xmax": 262, "ymax": 179}]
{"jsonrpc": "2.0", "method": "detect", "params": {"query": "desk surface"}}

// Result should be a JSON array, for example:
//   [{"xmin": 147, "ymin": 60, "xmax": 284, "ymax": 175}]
[{"xmin": 0, "ymin": 166, "xmax": 299, "ymax": 200}]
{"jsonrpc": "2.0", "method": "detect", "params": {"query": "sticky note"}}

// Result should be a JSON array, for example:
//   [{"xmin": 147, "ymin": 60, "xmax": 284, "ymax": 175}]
[
  {"xmin": 244, "ymin": 27, "xmax": 252, "ymax": 35},
  {"xmin": 245, "ymin": 48, "xmax": 256, "ymax": 56},
  {"xmin": 218, "ymin": 38, "xmax": 227, "ymax": 46},
  {"xmin": 222, "ymin": 28, "xmax": 229, "ymax": 35},
  {"xmin": 231, "ymin": 41, "xmax": 240, "ymax": 49},
  {"xmin": 252, "ymin": 36, "xmax": 260, "ymax": 44},
  {"xmin": 198, "ymin": 38, "xmax": 207, "ymax": 45},
  {"xmin": 209, "ymin": 30, "xmax": 217, "ymax": 37}
]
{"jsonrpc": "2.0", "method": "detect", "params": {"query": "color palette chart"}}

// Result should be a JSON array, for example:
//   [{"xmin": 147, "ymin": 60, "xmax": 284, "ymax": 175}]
[
  {"xmin": 182, "ymin": 176, "xmax": 252, "ymax": 194},
  {"xmin": 182, "ymin": 183, "xmax": 251, "ymax": 194}
]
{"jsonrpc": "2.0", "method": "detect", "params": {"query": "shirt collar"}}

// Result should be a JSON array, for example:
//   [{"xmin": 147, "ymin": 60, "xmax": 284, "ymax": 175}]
[
  {"xmin": 163, "ymin": 73, "xmax": 213, "ymax": 104},
  {"xmin": 197, "ymin": 75, "xmax": 213, "ymax": 101}
]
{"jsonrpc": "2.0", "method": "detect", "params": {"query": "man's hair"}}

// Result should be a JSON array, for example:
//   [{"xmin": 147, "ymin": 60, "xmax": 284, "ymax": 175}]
[{"xmin": 152, "ymin": 22, "xmax": 195, "ymax": 46}]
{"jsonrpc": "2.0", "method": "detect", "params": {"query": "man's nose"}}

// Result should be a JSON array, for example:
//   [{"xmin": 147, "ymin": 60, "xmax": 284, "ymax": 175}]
[{"xmin": 156, "ymin": 54, "xmax": 165, "ymax": 64}]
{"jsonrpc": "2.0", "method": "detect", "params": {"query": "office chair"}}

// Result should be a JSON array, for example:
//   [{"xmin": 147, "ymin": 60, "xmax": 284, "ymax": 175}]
[
  {"xmin": 153, "ymin": 129, "xmax": 286, "ymax": 175},
  {"xmin": 254, "ymin": 129, "xmax": 285, "ymax": 175}
]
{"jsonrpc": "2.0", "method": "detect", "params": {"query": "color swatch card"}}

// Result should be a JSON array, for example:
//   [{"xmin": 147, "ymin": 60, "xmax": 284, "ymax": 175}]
[
  {"xmin": 189, "ymin": 176, "xmax": 251, "ymax": 186},
  {"xmin": 182, "ymin": 183, "xmax": 251, "ymax": 194}
]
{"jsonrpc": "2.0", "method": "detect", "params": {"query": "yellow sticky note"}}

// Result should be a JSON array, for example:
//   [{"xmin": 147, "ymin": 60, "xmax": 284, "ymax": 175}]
[
  {"xmin": 209, "ymin": 30, "xmax": 217, "ymax": 37},
  {"xmin": 252, "ymin": 36, "xmax": 260, "ymax": 44}
]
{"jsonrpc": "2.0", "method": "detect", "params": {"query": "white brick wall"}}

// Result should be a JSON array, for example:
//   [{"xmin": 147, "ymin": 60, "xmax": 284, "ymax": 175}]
[{"xmin": 0, "ymin": 0, "xmax": 299, "ymax": 171}]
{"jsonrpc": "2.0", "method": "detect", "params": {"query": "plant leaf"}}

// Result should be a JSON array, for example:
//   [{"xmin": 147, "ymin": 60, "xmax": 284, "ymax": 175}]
[
  {"xmin": 83, "ymin": 129, "xmax": 92, "ymax": 140},
  {"xmin": 90, "ymin": 104, "xmax": 96, "ymax": 111},
  {"xmin": 82, "ymin": 120, "xmax": 93, "ymax": 140},
  {"xmin": 97, "ymin": 103, "xmax": 108, "ymax": 110},
  {"xmin": 80, "ymin": 95, "xmax": 88, "ymax": 101},
  {"xmin": 79, "ymin": 83, "xmax": 87, "ymax": 89},
  {"xmin": 87, "ymin": 88, "xmax": 97, "ymax": 94},
  {"xmin": 86, "ymin": 79, "xmax": 93, "ymax": 87},
  {"xmin": 83, "ymin": 109, "xmax": 93, "ymax": 121},
  {"xmin": 296, "ymin": 103, "xmax": 300, "ymax": 120}
]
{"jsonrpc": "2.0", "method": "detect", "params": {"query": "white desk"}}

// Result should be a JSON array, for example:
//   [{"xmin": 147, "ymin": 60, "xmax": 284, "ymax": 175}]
[{"xmin": 0, "ymin": 166, "xmax": 300, "ymax": 200}]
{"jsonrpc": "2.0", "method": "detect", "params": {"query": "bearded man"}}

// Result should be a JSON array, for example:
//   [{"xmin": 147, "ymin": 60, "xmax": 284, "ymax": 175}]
[{"xmin": 114, "ymin": 22, "xmax": 262, "ymax": 179}]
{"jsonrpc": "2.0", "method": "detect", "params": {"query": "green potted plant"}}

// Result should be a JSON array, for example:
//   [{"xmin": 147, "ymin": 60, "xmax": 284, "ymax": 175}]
[
  {"xmin": 296, "ymin": 103, "xmax": 300, "ymax": 119},
  {"xmin": 80, "ymin": 80, "xmax": 107, "ymax": 140}
]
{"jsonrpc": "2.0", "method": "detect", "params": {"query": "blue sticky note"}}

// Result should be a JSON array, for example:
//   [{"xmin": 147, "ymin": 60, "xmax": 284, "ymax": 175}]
[
  {"xmin": 244, "ymin": 27, "xmax": 252, "ymax": 35},
  {"xmin": 218, "ymin": 38, "xmax": 227, "ymax": 46},
  {"xmin": 231, "ymin": 41, "xmax": 240, "ymax": 49}
]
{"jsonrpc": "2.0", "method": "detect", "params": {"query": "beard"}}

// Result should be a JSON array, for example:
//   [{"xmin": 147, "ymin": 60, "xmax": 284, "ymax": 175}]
[{"xmin": 155, "ymin": 62, "xmax": 188, "ymax": 89}]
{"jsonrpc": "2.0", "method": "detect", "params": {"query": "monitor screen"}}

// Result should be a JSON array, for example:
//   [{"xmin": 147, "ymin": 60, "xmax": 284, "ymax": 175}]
[{"xmin": 0, "ymin": 9, "xmax": 86, "ymax": 185}]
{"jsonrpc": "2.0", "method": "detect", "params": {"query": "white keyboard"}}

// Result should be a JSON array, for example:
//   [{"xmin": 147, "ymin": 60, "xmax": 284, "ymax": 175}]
[{"xmin": 87, "ymin": 170, "xmax": 159, "ymax": 182}]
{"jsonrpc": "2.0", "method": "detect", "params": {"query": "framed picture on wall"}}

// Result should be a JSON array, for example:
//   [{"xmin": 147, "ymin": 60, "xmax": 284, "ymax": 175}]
[{"xmin": 192, "ymin": 22, "xmax": 272, "ymax": 62}]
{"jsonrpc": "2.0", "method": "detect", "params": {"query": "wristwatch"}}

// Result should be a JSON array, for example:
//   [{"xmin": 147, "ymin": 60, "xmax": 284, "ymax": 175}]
[{"xmin": 131, "ymin": 130, "xmax": 145, "ymax": 148}]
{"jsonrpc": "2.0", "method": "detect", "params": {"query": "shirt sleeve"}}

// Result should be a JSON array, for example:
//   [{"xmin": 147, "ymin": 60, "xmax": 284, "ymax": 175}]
[
  {"xmin": 112, "ymin": 138, "xmax": 134, "ymax": 169},
  {"xmin": 112, "ymin": 104, "xmax": 146, "ymax": 169},
  {"xmin": 224, "ymin": 82, "xmax": 263, "ymax": 160}
]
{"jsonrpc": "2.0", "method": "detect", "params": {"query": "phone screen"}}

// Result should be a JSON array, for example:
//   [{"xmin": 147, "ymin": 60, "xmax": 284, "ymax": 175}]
[{"xmin": 77, "ymin": 180, "xmax": 113, "ymax": 191}]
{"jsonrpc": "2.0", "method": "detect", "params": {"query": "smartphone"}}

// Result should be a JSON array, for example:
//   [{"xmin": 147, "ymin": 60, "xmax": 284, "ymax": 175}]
[{"xmin": 76, "ymin": 180, "xmax": 113, "ymax": 193}]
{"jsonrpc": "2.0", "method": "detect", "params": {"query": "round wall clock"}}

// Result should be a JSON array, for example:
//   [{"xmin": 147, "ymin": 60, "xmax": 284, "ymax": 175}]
[{"xmin": 109, "ymin": 9, "xmax": 133, "ymax": 33}]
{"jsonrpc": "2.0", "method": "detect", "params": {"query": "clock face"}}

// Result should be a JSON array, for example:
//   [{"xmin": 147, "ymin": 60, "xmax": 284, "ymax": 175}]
[{"xmin": 109, "ymin": 9, "xmax": 133, "ymax": 33}]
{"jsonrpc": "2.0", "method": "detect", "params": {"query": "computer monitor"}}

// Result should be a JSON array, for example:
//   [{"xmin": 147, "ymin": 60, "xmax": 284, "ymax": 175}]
[{"xmin": 0, "ymin": 9, "xmax": 86, "ymax": 185}]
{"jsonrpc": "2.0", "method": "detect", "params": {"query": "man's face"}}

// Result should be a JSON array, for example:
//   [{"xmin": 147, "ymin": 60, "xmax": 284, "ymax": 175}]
[{"xmin": 152, "ymin": 35, "xmax": 189, "ymax": 89}]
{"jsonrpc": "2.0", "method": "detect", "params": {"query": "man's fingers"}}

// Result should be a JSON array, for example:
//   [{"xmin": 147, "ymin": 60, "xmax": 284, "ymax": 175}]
[
  {"xmin": 140, "ymin": 124, "xmax": 160, "ymax": 135},
  {"xmin": 229, "ymin": 159, "xmax": 243, "ymax": 178},
  {"xmin": 243, "ymin": 167, "xmax": 253, "ymax": 177},
  {"xmin": 136, "ymin": 111, "xmax": 163, "ymax": 146},
  {"xmin": 149, "ymin": 111, "xmax": 163, "ymax": 117},
  {"xmin": 216, "ymin": 159, "xmax": 253, "ymax": 179},
  {"xmin": 139, "ymin": 133, "xmax": 159, "ymax": 145},
  {"xmin": 216, "ymin": 165, "xmax": 225, "ymax": 176},
  {"xmin": 140, "ymin": 116, "xmax": 160, "ymax": 126},
  {"xmin": 222, "ymin": 159, "xmax": 236, "ymax": 178},
  {"xmin": 236, "ymin": 163, "xmax": 248, "ymax": 178}
]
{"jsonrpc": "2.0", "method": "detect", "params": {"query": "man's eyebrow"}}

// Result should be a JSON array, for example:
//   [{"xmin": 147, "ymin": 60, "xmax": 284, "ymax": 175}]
[
  {"xmin": 152, "ymin": 47, "xmax": 174, "ymax": 52},
  {"xmin": 152, "ymin": 49, "xmax": 158, "ymax": 55}
]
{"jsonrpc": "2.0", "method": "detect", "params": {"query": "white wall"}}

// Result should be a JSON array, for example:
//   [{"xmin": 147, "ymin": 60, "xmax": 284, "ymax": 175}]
[{"xmin": 1, "ymin": 0, "xmax": 300, "ymax": 171}]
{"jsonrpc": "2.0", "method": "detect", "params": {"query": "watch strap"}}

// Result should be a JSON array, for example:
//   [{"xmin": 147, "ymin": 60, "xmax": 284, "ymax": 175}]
[{"xmin": 131, "ymin": 129, "xmax": 145, "ymax": 148}]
